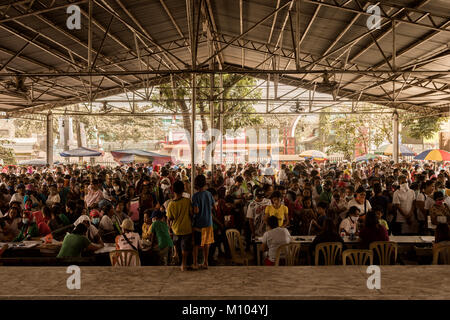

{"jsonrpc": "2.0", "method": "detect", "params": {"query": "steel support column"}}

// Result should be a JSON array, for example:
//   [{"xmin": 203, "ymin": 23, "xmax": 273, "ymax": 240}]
[
  {"xmin": 46, "ymin": 112, "xmax": 53, "ymax": 167},
  {"xmin": 392, "ymin": 110, "xmax": 399, "ymax": 164}
]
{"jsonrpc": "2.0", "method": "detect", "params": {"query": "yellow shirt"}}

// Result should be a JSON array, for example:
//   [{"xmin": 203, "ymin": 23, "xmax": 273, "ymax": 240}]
[
  {"xmin": 265, "ymin": 205, "xmax": 288, "ymax": 227},
  {"xmin": 166, "ymin": 197, "xmax": 193, "ymax": 235},
  {"xmin": 142, "ymin": 223, "xmax": 152, "ymax": 240}
]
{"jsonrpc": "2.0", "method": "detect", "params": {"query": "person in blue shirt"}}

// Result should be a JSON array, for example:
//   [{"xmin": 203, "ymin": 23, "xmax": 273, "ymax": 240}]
[{"xmin": 192, "ymin": 174, "xmax": 215, "ymax": 270}]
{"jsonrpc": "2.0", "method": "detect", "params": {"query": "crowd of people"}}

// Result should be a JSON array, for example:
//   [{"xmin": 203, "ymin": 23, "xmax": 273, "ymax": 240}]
[{"xmin": 0, "ymin": 159, "xmax": 449, "ymax": 268}]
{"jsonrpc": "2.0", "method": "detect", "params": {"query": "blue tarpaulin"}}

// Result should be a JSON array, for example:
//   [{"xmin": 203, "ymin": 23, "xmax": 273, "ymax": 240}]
[{"xmin": 60, "ymin": 147, "xmax": 103, "ymax": 157}]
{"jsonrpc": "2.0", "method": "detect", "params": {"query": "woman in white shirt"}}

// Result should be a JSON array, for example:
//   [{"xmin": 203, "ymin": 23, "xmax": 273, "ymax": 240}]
[
  {"xmin": 339, "ymin": 206, "xmax": 360, "ymax": 236},
  {"xmin": 46, "ymin": 185, "xmax": 60, "ymax": 207}
]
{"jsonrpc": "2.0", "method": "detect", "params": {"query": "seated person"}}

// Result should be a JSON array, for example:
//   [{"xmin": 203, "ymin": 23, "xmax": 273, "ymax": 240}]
[
  {"xmin": 74, "ymin": 215, "xmax": 101, "ymax": 244},
  {"xmin": 99, "ymin": 203, "xmax": 120, "ymax": 242},
  {"xmin": 261, "ymin": 215, "xmax": 291, "ymax": 266},
  {"xmin": 0, "ymin": 207, "xmax": 22, "ymax": 241},
  {"xmin": 339, "ymin": 206, "xmax": 360, "ymax": 236},
  {"xmin": 434, "ymin": 223, "xmax": 450, "ymax": 248},
  {"xmin": 310, "ymin": 218, "xmax": 344, "ymax": 257},
  {"xmin": 57, "ymin": 223, "xmax": 104, "ymax": 258},
  {"xmin": 114, "ymin": 218, "xmax": 142, "ymax": 266},
  {"xmin": 13, "ymin": 211, "xmax": 39, "ymax": 242},
  {"xmin": 358, "ymin": 211, "xmax": 389, "ymax": 249}
]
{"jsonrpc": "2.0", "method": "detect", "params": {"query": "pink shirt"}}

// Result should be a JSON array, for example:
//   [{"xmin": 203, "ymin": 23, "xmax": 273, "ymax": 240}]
[{"xmin": 85, "ymin": 189, "xmax": 104, "ymax": 208}]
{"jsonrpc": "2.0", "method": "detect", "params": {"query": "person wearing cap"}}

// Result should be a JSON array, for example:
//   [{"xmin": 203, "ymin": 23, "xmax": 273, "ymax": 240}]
[
  {"xmin": 115, "ymin": 218, "xmax": 142, "ymax": 251},
  {"xmin": 10, "ymin": 184, "xmax": 25, "ymax": 210},
  {"xmin": 57, "ymin": 223, "xmax": 104, "ymax": 258},
  {"xmin": 246, "ymin": 187, "xmax": 271, "ymax": 238},
  {"xmin": 149, "ymin": 210, "xmax": 173, "ymax": 266}
]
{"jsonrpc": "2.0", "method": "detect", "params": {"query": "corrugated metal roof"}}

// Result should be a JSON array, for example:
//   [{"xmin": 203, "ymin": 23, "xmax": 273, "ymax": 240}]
[{"xmin": 0, "ymin": 0, "xmax": 447, "ymax": 115}]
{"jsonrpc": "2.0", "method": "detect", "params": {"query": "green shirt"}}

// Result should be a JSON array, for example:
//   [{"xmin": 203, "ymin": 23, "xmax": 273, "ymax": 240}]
[
  {"xmin": 57, "ymin": 233, "xmax": 91, "ymax": 258},
  {"xmin": 13, "ymin": 223, "xmax": 39, "ymax": 242},
  {"xmin": 150, "ymin": 220, "xmax": 173, "ymax": 250},
  {"xmin": 59, "ymin": 213, "xmax": 71, "ymax": 226}
]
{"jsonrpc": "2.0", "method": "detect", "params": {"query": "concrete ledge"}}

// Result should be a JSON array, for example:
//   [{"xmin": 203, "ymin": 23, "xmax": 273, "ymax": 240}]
[{"xmin": 0, "ymin": 266, "xmax": 448, "ymax": 300}]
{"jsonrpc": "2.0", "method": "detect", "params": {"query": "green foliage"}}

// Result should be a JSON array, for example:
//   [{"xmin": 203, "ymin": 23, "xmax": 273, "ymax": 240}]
[
  {"xmin": 155, "ymin": 74, "xmax": 263, "ymax": 134},
  {"xmin": 402, "ymin": 116, "xmax": 447, "ymax": 140},
  {"xmin": 0, "ymin": 140, "xmax": 16, "ymax": 164},
  {"xmin": 325, "ymin": 112, "xmax": 394, "ymax": 160},
  {"xmin": 75, "ymin": 105, "xmax": 165, "ymax": 149}
]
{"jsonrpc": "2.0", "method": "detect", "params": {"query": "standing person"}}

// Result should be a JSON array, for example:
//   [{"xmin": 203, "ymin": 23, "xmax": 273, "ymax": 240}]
[
  {"xmin": 166, "ymin": 180, "xmax": 193, "ymax": 271},
  {"xmin": 191, "ymin": 175, "xmax": 215, "ymax": 270},
  {"xmin": 149, "ymin": 210, "xmax": 174, "ymax": 265},
  {"xmin": 247, "ymin": 188, "xmax": 272, "ymax": 238},
  {"xmin": 393, "ymin": 175, "xmax": 417, "ymax": 234},
  {"xmin": 264, "ymin": 191, "xmax": 289, "ymax": 228}
]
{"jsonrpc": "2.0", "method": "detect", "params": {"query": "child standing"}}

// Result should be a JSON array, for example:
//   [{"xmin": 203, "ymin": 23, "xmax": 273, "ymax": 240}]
[
  {"xmin": 150, "ymin": 210, "xmax": 174, "ymax": 265},
  {"xmin": 192, "ymin": 175, "xmax": 215, "ymax": 270}
]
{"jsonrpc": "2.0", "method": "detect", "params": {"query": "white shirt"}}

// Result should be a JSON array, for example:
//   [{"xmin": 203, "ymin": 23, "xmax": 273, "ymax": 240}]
[
  {"xmin": 46, "ymin": 194, "xmax": 60, "ymax": 207},
  {"xmin": 99, "ymin": 215, "xmax": 114, "ymax": 232},
  {"xmin": 262, "ymin": 227, "xmax": 291, "ymax": 262},
  {"xmin": 346, "ymin": 199, "xmax": 372, "ymax": 216},
  {"xmin": 415, "ymin": 192, "xmax": 435, "ymax": 221},
  {"xmin": 264, "ymin": 167, "xmax": 274, "ymax": 176},
  {"xmin": 392, "ymin": 185, "xmax": 415, "ymax": 223},
  {"xmin": 339, "ymin": 217, "xmax": 358, "ymax": 235},
  {"xmin": 10, "ymin": 193, "xmax": 25, "ymax": 209}
]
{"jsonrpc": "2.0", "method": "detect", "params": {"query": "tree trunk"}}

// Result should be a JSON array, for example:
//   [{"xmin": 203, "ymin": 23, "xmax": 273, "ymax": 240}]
[{"xmin": 198, "ymin": 103, "xmax": 209, "ymax": 133}]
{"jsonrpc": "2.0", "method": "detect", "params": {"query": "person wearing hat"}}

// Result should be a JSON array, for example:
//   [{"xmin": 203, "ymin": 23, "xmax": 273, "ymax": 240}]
[
  {"xmin": 149, "ymin": 210, "xmax": 173, "ymax": 266},
  {"xmin": 10, "ymin": 184, "xmax": 25, "ymax": 210},
  {"xmin": 246, "ymin": 187, "xmax": 271, "ymax": 238},
  {"xmin": 115, "ymin": 218, "xmax": 141, "ymax": 251}
]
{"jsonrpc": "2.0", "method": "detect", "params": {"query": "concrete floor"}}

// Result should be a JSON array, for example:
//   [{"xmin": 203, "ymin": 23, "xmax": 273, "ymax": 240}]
[{"xmin": 0, "ymin": 266, "xmax": 449, "ymax": 300}]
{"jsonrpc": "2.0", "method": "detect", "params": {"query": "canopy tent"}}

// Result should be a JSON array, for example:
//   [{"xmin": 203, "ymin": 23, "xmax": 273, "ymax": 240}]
[
  {"xmin": 299, "ymin": 150, "xmax": 328, "ymax": 161},
  {"xmin": 414, "ymin": 149, "xmax": 450, "ymax": 161},
  {"xmin": 374, "ymin": 144, "xmax": 416, "ymax": 157},
  {"xmin": 18, "ymin": 159, "xmax": 47, "ymax": 166},
  {"xmin": 354, "ymin": 154, "xmax": 382, "ymax": 162},
  {"xmin": 60, "ymin": 147, "xmax": 103, "ymax": 157},
  {"xmin": 110, "ymin": 149, "xmax": 171, "ymax": 165}
]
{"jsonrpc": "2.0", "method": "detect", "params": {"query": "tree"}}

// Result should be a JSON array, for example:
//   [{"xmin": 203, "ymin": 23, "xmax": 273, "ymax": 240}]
[
  {"xmin": 402, "ymin": 116, "xmax": 447, "ymax": 140},
  {"xmin": 325, "ymin": 112, "xmax": 395, "ymax": 160},
  {"xmin": 0, "ymin": 140, "xmax": 16, "ymax": 164},
  {"xmin": 155, "ymin": 74, "xmax": 263, "ymax": 137}
]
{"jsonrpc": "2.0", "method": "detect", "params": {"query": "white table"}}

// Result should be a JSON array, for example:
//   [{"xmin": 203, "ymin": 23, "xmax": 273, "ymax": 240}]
[{"xmin": 253, "ymin": 235, "xmax": 435, "ymax": 265}]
